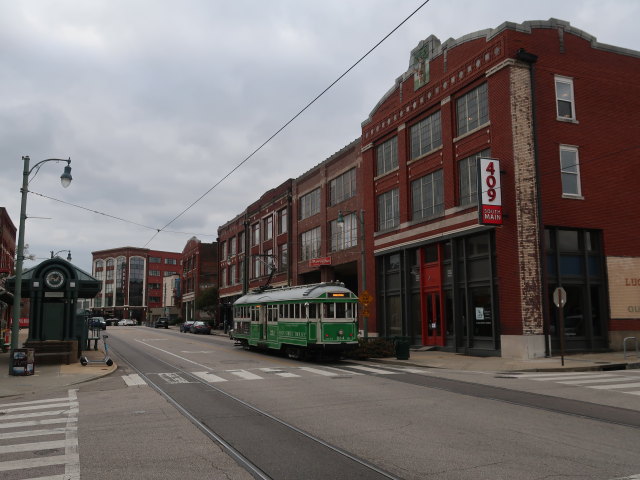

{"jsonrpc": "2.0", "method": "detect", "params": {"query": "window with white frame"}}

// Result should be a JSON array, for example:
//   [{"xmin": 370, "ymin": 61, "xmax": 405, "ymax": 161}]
[
  {"xmin": 164, "ymin": 258, "xmax": 177, "ymax": 265},
  {"xmin": 329, "ymin": 168, "xmax": 356, "ymax": 206},
  {"xmin": 330, "ymin": 213, "xmax": 357, "ymax": 252},
  {"xmin": 458, "ymin": 149, "xmax": 489, "ymax": 207},
  {"xmin": 253, "ymin": 256, "xmax": 261, "ymax": 278},
  {"xmin": 265, "ymin": 249, "xmax": 274, "ymax": 273},
  {"xmin": 278, "ymin": 243, "xmax": 288, "ymax": 271},
  {"xmin": 410, "ymin": 110, "xmax": 442, "ymax": 160},
  {"xmin": 221, "ymin": 241, "xmax": 227, "ymax": 260},
  {"xmin": 299, "ymin": 189, "xmax": 321, "ymax": 220},
  {"xmin": 377, "ymin": 188, "xmax": 400, "ymax": 231},
  {"xmin": 229, "ymin": 236, "xmax": 236, "ymax": 256},
  {"xmin": 263, "ymin": 216, "xmax": 273, "ymax": 241},
  {"xmin": 300, "ymin": 227, "xmax": 321, "ymax": 261},
  {"xmin": 560, "ymin": 145, "xmax": 581, "ymax": 196},
  {"xmin": 456, "ymin": 83, "xmax": 489, "ymax": 136},
  {"xmin": 376, "ymin": 136, "xmax": 398, "ymax": 176},
  {"xmin": 555, "ymin": 76, "xmax": 576, "ymax": 120},
  {"xmin": 221, "ymin": 267, "xmax": 227, "ymax": 287},
  {"xmin": 412, "ymin": 169, "xmax": 444, "ymax": 220},
  {"xmin": 230, "ymin": 264, "xmax": 237, "ymax": 285},
  {"xmin": 239, "ymin": 231, "xmax": 245, "ymax": 253}
]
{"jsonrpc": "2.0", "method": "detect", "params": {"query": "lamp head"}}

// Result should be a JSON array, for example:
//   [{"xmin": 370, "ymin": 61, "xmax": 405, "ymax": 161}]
[{"xmin": 60, "ymin": 159, "xmax": 72, "ymax": 188}]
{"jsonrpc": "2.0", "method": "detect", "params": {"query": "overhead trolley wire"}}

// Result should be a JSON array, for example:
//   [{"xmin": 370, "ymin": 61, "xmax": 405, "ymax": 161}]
[{"xmin": 142, "ymin": 0, "xmax": 432, "ymax": 248}]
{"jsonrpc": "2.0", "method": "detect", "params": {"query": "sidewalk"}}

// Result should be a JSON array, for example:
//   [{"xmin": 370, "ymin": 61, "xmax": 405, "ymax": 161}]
[{"xmin": 1, "ymin": 328, "xmax": 638, "ymax": 398}]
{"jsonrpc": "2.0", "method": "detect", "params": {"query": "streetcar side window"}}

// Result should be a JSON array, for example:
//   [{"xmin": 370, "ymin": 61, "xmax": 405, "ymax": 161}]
[
  {"xmin": 294, "ymin": 303, "xmax": 300, "ymax": 319},
  {"xmin": 308, "ymin": 303, "xmax": 317, "ymax": 319}
]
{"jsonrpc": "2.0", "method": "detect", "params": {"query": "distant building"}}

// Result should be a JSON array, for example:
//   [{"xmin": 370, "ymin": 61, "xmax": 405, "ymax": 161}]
[
  {"xmin": 0, "ymin": 207, "xmax": 17, "ymax": 343},
  {"xmin": 91, "ymin": 246, "xmax": 181, "ymax": 323},
  {"xmin": 162, "ymin": 273, "xmax": 180, "ymax": 322},
  {"xmin": 180, "ymin": 237, "xmax": 218, "ymax": 323}
]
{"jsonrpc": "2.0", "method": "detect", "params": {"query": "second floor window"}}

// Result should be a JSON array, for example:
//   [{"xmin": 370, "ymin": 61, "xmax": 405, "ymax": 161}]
[
  {"xmin": 555, "ymin": 75, "xmax": 576, "ymax": 120},
  {"xmin": 299, "ymin": 188, "xmax": 321, "ymax": 220},
  {"xmin": 410, "ymin": 110, "xmax": 442, "ymax": 160},
  {"xmin": 278, "ymin": 243, "xmax": 288, "ymax": 271},
  {"xmin": 300, "ymin": 227, "xmax": 321, "ymax": 261},
  {"xmin": 330, "ymin": 213, "xmax": 358, "ymax": 252},
  {"xmin": 458, "ymin": 149, "xmax": 489, "ymax": 207},
  {"xmin": 456, "ymin": 83, "xmax": 489, "ymax": 136},
  {"xmin": 252, "ymin": 223, "xmax": 260, "ymax": 246},
  {"xmin": 278, "ymin": 208, "xmax": 287, "ymax": 234},
  {"xmin": 560, "ymin": 145, "xmax": 581, "ymax": 196},
  {"xmin": 376, "ymin": 136, "xmax": 398, "ymax": 176},
  {"xmin": 263, "ymin": 216, "xmax": 273, "ymax": 241},
  {"xmin": 377, "ymin": 188, "xmax": 399, "ymax": 231},
  {"xmin": 412, "ymin": 169, "xmax": 444, "ymax": 221},
  {"xmin": 329, "ymin": 168, "xmax": 356, "ymax": 206}
]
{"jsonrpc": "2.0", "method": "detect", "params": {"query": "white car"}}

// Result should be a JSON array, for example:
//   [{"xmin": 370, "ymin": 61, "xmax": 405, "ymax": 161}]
[{"xmin": 118, "ymin": 318, "xmax": 136, "ymax": 326}]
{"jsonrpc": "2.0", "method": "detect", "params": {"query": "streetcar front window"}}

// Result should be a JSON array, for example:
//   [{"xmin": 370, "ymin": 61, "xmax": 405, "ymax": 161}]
[
  {"xmin": 323, "ymin": 303, "xmax": 335, "ymax": 319},
  {"xmin": 336, "ymin": 302, "xmax": 346, "ymax": 318}
]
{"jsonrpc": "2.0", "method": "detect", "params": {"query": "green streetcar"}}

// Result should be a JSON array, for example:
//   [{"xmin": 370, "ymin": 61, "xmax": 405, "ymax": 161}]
[{"xmin": 231, "ymin": 282, "xmax": 359, "ymax": 359}]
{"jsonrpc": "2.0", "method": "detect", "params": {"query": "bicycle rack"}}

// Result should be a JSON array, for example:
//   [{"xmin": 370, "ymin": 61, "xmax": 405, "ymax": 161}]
[{"xmin": 623, "ymin": 336, "xmax": 638, "ymax": 359}]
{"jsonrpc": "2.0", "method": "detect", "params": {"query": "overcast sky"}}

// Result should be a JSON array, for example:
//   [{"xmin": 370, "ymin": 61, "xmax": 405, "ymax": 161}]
[{"xmin": 1, "ymin": 0, "xmax": 638, "ymax": 274}]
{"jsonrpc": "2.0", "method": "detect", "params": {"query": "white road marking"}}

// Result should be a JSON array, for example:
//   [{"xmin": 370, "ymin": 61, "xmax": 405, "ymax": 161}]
[
  {"xmin": 0, "ymin": 454, "xmax": 77, "ymax": 472},
  {"xmin": 343, "ymin": 365, "xmax": 399, "ymax": 375},
  {"xmin": 589, "ymin": 382, "xmax": 640, "ymax": 390},
  {"xmin": 0, "ymin": 417, "xmax": 76, "ymax": 430},
  {"xmin": 557, "ymin": 377, "xmax": 638, "ymax": 385},
  {"xmin": 229, "ymin": 370, "xmax": 263, "ymax": 380},
  {"xmin": 158, "ymin": 372, "xmax": 192, "ymax": 384},
  {"xmin": 0, "ymin": 427, "xmax": 67, "ymax": 441},
  {"xmin": 298, "ymin": 367, "xmax": 340, "ymax": 377},
  {"xmin": 259, "ymin": 368, "xmax": 300, "ymax": 378},
  {"xmin": 191, "ymin": 371, "xmax": 227, "ymax": 383},
  {"xmin": 0, "ymin": 397, "xmax": 70, "ymax": 408},
  {"xmin": 0, "ymin": 401, "xmax": 76, "ymax": 414},
  {"xmin": 122, "ymin": 374, "xmax": 148, "ymax": 386},
  {"xmin": 0, "ymin": 439, "xmax": 67, "ymax": 454}
]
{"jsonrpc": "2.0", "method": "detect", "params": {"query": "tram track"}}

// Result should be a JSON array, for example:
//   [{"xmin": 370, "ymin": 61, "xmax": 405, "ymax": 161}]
[{"xmin": 106, "ymin": 334, "xmax": 401, "ymax": 480}]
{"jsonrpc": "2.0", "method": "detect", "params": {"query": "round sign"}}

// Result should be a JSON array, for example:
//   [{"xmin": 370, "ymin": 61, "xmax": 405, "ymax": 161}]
[
  {"xmin": 553, "ymin": 287, "xmax": 567, "ymax": 308},
  {"xmin": 45, "ymin": 270, "xmax": 65, "ymax": 289}
]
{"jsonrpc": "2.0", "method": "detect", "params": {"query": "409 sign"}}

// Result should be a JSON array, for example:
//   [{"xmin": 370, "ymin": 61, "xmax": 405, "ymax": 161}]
[{"xmin": 478, "ymin": 157, "xmax": 503, "ymax": 225}]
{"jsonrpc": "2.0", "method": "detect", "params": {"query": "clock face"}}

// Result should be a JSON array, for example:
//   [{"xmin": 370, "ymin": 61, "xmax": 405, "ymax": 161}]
[{"xmin": 45, "ymin": 270, "xmax": 65, "ymax": 289}]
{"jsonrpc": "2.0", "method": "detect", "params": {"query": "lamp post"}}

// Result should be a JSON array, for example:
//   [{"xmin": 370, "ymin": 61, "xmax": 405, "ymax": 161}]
[
  {"xmin": 337, "ymin": 209, "xmax": 368, "ymax": 339},
  {"xmin": 50, "ymin": 249, "xmax": 72, "ymax": 261},
  {"xmin": 10, "ymin": 156, "xmax": 72, "ymax": 373}
]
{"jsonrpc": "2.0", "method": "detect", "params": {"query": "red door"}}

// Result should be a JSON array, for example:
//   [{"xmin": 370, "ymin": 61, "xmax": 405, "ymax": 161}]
[{"xmin": 420, "ymin": 245, "xmax": 445, "ymax": 346}]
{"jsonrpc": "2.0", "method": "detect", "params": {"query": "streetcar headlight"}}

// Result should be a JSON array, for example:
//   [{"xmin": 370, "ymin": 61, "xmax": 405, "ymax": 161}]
[{"xmin": 338, "ymin": 329, "xmax": 344, "ymax": 336}]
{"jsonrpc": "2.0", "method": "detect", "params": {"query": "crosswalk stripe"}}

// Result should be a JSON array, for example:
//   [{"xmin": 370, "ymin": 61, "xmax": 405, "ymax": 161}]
[
  {"xmin": 516, "ymin": 372, "xmax": 608, "ymax": 378},
  {"xmin": 0, "ymin": 417, "xmax": 76, "ymax": 430},
  {"xmin": 530, "ymin": 374, "xmax": 609, "ymax": 381},
  {"xmin": 259, "ymin": 368, "xmax": 300, "ymax": 378},
  {"xmin": 229, "ymin": 370, "xmax": 262, "ymax": 380},
  {"xmin": 122, "ymin": 374, "xmax": 147, "ymax": 386},
  {"xmin": 0, "ymin": 402, "xmax": 75, "ymax": 414},
  {"xmin": 191, "ymin": 371, "xmax": 227, "ymax": 383},
  {"xmin": 298, "ymin": 367, "xmax": 340, "ymax": 377},
  {"xmin": 323, "ymin": 366, "xmax": 364, "ymax": 375},
  {"xmin": 343, "ymin": 365, "xmax": 399, "ymax": 375},
  {"xmin": 0, "ymin": 397, "xmax": 70, "ymax": 409},
  {"xmin": 0, "ymin": 454, "xmax": 77, "ymax": 473},
  {"xmin": 0, "ymin": 427, "xmax": 67, "ymax": 441},
  {"xmin": 0, "ymin": 439, "xmax": 68, "ymax": 454},
  {"xmin": 589, "ymin": 382, "xmax": 640, "ymax": 390},
  {"xmin": 557, "ymin": 377, "xmax": 638, "ymax": 385},
  {"xmin": 624, "ymin": 391, "xmax": 640, "ymax": 396},
  {"xmin": 0, "ymin": 409, "xmax": 77, "ymax": 421}
]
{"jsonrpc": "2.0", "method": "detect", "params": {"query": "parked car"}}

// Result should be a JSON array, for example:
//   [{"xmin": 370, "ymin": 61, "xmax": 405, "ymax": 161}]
[
  {"xmin": 106, "ymin": 317, "xmax": 119, "ymax": 326},
  {"xmin": 89, "ymin": 317, "xmax": 107, "ymax": 330},
  {"xmin": 180, "ymin": 320, "xmax": 195, "ymax": 332},
  {"xmin": 154, "ymin": 317, "xmax": 169, "ymax": 329},
  {"xmin": 118, "ymin": 318, "xmax": 136, "ymax": 326},
  {"xmin": 190, "ymin": 321, "xmax": 211, "ymax": 335}
]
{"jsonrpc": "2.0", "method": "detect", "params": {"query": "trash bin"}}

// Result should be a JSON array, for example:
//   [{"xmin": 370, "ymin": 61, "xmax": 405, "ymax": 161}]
[{"xmin": 394, "ymin": 337, "xmax": 410, "ymax": 360}]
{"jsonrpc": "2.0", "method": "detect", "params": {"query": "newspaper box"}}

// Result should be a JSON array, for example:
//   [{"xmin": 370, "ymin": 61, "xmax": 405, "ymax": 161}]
[{"xmin": 11, "ymin": 348, "xmax": 35, "ymax": 376}]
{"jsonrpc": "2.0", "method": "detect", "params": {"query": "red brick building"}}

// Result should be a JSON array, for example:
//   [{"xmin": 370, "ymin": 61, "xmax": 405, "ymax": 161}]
[
  {"xmin": 0, "ymin": 207, "xmax": 17, "ymax": 342},
  {"xmin": 361, "ymin": 19, "xmax": 640, "ymax": 358},
  {"xmin": 91, "ymin": 247, "xmax": 181, "ymax": 323},
  {"xmin": 181, "ymin": 237, "xmax": 218, "ymax": 323}
]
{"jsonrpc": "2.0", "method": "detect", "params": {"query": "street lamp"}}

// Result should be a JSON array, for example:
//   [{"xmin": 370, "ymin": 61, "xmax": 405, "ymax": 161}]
[
  {"xmin": 337, "ymin": 209, "xmax": 368, "ymax": 339},
  {"xmin": 10, "ymin": 156, "xmax": 72, "ymax": 372},
  {"xmin": 51, "ymin": 249, "xmax": 72, "ymax": 261}
]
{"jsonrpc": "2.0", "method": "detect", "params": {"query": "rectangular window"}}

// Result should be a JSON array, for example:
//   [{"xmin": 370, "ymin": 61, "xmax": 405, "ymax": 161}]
[
  {"xmin": 265, "ymin": 248, "xmax": 274, "ymax": 273},
  {"xmin": 229, "ymin": 236, "xmax": 236, "ymax": 256},
  {"xmin": 300, "ymin": 227, "xmax": 321, "ymax": 261},
  {"xmin": 277, "ymin": 208, "xmax": 287, "ymax": 234},
  {"xmin": 263, "ymin": 216, "xmax": 273, "ymax": 241},
  {"xmin": 458, "ymin": 149, "xmax": 489, "ymax": 207},
  {"xmin": 239, "ymin": 231, "xmax": 245, "ymax": 253},
  {"xmin": 278, "ymin": 243, "xmax": 288, "ymax": 271},
  {"xmin": 555, "ymin": 76, "xmax": 576, "ymax": 120},
  {"xmin": 376, "ymin": 136, "xmax": 398, "ymax": 176},
  {"xmin": 456, "ymin": 83, "xmax": 489, "ymax": 136},
  {"xmin": 230, "ymin": 264, "xmax": 237, "ymax": 285},
  {"xmin": 221, "ymin": 241, "xmax": 227, "ymax": 260},
  {"xmin": 412, "ymin": 169, "xmax": 444, "ymax": 220},
  {"xmin": 164, "ymin": 258, "xmax": 177, "ymax": 265},
  {"xmin": 377, "ymin": 188, "xmax": 400, "ymax": 231},
  {"xmin": 410, "ymin": 111, "xmax": 442, "ymax": 159},
  {"xmin": 299, "ymin": 188, "xmax": 321, "ymax": 220},
  {"xmin": 149, "ymin": 257, "xmax": 161, "ymax": 263},
  {"xmin": 251, "ymin": 223, "xmax": 260, "ymax": 246},
  {"xmin": 330, "ymin": 213, "xmax": 358, "ymax": 252},
  {"xmin": 560, "ymin": 145, "xmax": 581, "ymax": 196},
  {"xmin": 253, "ymin": 256, "xmax": 261, "ymax": 278},
  {"xmin": 329, "ymin": 168, "xmax": 357, "ymax": 206},
  {"xmin": 149, "ymin": 270, "xmax": 161, "ymax": 277},
  {"xmin": 221, "ymin": 267, "xmax": 227, "ymax": 287}
]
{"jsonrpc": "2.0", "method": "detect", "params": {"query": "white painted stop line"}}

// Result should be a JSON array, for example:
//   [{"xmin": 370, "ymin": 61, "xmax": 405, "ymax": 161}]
[
  {"xmin": 121, "ymin": 374, "xmax": 147, "ymax": 386},
  {"xmin": 191, "ymin": 371, "xmax": 227, "ymax": 383}
]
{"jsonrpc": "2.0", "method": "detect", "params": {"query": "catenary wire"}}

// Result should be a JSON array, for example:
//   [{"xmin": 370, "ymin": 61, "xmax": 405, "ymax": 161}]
[{"xmin": 142, "ymin": 0, "xmax": 432, "ymax": 248}]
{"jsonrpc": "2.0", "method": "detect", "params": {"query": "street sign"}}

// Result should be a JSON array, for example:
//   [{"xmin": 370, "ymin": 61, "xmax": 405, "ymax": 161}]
[
  {"xmin": 553, "ymin": 287, "xmax": 567, "ymax": 308},
  {"xmin": 359, "ymin": 290, "xmax": 372, "ymax": 306}
]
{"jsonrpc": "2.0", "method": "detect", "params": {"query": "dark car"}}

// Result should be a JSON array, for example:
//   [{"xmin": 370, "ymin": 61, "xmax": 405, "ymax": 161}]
[
  {"xmin": 154, "ymin": 317, "xmax": 169, "ymax": 329},
  {"xmin": 89, "ymin": 317, "xmax": 106, "ymax": 330},
  {"xmin": 180, "ymin": 320, "xmax": 195, "ymax": 333},
  {"xmin": 190, "ymin": 321, "xmax": 211, "ymax": 335}
]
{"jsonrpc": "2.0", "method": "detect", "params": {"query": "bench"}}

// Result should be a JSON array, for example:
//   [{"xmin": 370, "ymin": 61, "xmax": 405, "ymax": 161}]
[{"xmin": 24, "ymin": 341, "xmax": 74, "ymax": 365}]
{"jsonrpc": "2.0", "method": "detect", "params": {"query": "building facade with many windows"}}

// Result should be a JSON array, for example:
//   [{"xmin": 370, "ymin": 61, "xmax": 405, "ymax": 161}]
[
  {"xmin": 91, "ymin": 247, "xmax": 181, "ymax": 323},
  {"xmin": 181, "ymin": 237, "xmax": 218, "ymax": 323},
  {"xmin": 360, "ymin": 19, "xmax": 640, "ymax": 358}
]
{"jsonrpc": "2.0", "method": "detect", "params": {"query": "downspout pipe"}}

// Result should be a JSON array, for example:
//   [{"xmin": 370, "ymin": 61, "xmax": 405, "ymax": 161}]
[{"xmin": 516, "ymin": 48, "xmax": 550, "ymax": 357}]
